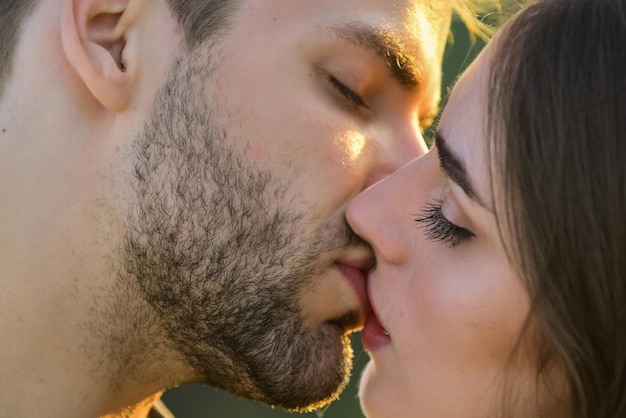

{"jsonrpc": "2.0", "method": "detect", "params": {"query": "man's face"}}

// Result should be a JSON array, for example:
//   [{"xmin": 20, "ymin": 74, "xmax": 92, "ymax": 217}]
[{"xmin": 123, "ymin": 0, "xmax": 451, "ymax": 411}]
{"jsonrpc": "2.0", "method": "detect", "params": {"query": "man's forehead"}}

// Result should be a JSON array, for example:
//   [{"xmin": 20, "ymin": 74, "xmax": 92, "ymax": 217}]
[
  {"xmin": 404, "ymin": 0, "xmax": 454, "ymax": 20},
  {"xmin": 402, "ymin": 0, "xmax": 454, "ymax": 52},
  {"xmin": 396, "ymin": 0, "xmax": 454, "ymax": 82}
]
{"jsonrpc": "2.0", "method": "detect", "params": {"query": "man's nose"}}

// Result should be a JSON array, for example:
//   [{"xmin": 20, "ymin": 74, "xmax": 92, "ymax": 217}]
[{"xmin": 363, "ymin": 122, "xmax": 429, "ymax": 189}]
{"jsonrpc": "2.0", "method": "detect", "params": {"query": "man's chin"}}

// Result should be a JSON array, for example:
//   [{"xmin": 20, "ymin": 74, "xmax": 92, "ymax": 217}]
[{"xmin": 244, "ymin": 328, "xmax": 353, "ymax": 412}]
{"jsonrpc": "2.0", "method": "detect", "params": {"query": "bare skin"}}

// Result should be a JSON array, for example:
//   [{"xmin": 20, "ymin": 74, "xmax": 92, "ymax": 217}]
[{"xmin": 0, "ymin": 0, "xmax": 451, "ymax": 416}]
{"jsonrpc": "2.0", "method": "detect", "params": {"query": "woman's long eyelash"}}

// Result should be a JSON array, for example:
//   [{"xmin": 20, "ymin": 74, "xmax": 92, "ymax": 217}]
[
  {"xmin": 328, "ymin": 76, "xmax": 370, "ymax": 109},
  {"xmin": 415, "ymin": 199, "xmax": 475, "ymax": 248}
]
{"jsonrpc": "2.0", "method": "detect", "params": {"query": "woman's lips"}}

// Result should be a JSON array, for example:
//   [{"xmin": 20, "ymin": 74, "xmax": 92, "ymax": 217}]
[
  {"xmin": 361, "ymin": 281, "xmax": 391, "ymax": 351},
  {"xmin": 336, "ymin": 261, "xmax": 391, "ymax": 350},
  {"xmin": 362, "ymin": 312, "xmax": 391, "ymax": 351}
]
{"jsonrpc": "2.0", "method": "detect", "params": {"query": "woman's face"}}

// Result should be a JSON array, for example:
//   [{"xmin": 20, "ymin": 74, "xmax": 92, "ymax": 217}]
[{"xmin": 347, "ymin": 48, "xmax": 532, "ymax": 417}]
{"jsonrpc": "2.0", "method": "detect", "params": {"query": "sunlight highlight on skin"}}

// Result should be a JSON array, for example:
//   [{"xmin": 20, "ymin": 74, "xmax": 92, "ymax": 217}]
[
  {"xmin": 406, "ymin": 0, "xmax": 451, "ymax": 66},
  {"xmin": 336, "ymin": 131, "xmax": 367, "ymax": 166}
]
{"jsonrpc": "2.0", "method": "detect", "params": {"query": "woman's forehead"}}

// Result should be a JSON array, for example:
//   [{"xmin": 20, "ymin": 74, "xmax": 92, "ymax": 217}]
[{"xmin": 438, "ymin": 46, "xmax": 495, "ymax": 209}]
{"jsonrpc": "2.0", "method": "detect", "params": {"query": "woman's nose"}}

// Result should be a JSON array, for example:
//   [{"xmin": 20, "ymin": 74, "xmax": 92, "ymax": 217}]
[{"xmin": 347, "ymin": 160, "xmax": 422, "ymax": 267}]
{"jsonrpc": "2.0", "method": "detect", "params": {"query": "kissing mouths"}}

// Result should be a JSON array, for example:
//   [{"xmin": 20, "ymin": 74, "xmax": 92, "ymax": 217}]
[
  {"xmin": 361, "ymin": 277, "xmax": 391, "ymax": 351},
  {"xmin": 334, "ymin": 262, "xmax": 372, "ymax": 332}
]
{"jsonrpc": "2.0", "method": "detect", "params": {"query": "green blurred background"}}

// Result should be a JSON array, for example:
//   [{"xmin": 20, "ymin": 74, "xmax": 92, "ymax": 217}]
[{"xmin": 161, "ymin": 17, "xmax": 486, "ymax": 418}]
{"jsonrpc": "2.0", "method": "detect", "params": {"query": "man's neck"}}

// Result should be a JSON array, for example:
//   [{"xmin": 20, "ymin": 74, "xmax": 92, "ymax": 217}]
[{"xmin": 0, "ymin": 257, "xmax": 185, "ymax": 417}]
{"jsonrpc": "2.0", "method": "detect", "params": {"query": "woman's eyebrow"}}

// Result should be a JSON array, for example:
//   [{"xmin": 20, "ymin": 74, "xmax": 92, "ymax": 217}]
[{"xmin": 435, "ymin": 131, "xmax": 484, "ymax": 206}]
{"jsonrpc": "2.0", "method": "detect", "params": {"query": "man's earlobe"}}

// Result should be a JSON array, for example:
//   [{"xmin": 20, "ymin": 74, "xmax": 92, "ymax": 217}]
[{"xmin": 61, "ymin": 0, "xmax": 143, "ymax": 111}]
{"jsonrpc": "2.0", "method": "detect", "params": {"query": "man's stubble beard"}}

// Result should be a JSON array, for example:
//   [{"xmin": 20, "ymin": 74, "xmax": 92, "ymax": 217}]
[{"xmin": 122, "ymin": 46, "xmax": 358, "ymax": 411}]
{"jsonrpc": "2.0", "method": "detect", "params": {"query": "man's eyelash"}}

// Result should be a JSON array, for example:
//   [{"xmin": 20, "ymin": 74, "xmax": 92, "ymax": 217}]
[
  {"xmin": 415, "ymin": 199, "xmax": 475, "ymax": 248},
  {"xmin": 328, "ymin": 76, "xmax": 370, "ymax": 109}
]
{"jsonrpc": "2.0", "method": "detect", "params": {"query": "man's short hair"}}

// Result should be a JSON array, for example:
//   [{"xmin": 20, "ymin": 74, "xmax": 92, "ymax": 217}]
[{"xmin": 0, "ymin": 0, "xmax": 39, "ymax": 97}]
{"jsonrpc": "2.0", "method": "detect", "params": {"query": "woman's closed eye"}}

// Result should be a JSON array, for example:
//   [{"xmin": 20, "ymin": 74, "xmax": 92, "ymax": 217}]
[{"xmin": 415, "ymin": 198, "xmax": 475, "ymax": 248}]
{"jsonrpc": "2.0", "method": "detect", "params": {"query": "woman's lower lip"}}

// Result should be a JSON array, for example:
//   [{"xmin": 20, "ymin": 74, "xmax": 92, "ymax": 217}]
[{"xmin": 361, "ymin": 313, "xmax": 391, "ymax": 351}]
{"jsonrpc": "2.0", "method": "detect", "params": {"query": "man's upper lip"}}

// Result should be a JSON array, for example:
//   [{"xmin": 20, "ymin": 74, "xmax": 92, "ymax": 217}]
[{"xmin": 335, "ymin": 251, "xmax": 375, "ymax": 272}]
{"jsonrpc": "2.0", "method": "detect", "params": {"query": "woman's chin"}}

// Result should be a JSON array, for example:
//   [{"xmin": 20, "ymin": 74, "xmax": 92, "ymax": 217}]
[{"xmin": 358, "ymin": 361, "xmax": 398, "ymax": 418}]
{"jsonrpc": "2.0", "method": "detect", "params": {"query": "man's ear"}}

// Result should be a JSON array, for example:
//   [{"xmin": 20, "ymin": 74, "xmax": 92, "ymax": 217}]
[{"xmin": 61, "ymin": 0, "xmax": 144, "ymax": 111}]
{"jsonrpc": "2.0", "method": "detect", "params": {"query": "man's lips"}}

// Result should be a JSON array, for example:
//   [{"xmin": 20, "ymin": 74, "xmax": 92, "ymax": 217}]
[{"xmin": 334, "ymin": 262, "xmax": 372, "ymax": 331}]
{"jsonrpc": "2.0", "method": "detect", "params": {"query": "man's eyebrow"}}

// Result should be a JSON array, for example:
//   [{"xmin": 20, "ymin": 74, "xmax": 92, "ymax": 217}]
[
  {"xmin": 327, "ymin": 24, "xmax": 421, "ymax": 89},
  {"xmin": 435, "ymin": 132, "xmax": 480, "ymax": 202}
]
